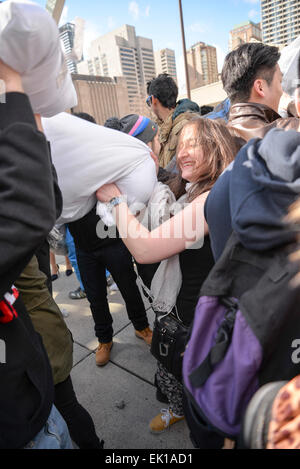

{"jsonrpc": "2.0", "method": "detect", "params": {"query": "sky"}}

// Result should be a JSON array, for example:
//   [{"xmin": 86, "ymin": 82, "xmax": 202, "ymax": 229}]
[{"xmin": 33, "ymin": 0, "xmax": 262, "ymax": 92}]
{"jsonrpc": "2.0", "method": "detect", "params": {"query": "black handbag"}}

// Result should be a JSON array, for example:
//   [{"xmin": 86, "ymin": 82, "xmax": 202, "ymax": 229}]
[{"xmin": 150, "ymin": 308, "xmax": 190, "ymax": 382}]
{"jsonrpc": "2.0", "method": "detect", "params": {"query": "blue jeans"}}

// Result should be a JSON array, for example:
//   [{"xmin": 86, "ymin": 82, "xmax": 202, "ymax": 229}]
[
  {"xmin": 65, "ymin": 226, "xmax": 85, "ymax": 291},
  {"xmin": 24, "ymin": 405, "xmax": 73, "ymax": 449},
  {"xmin": 76, "ymin": 240, "xmax": 149, "ymax": 343}
]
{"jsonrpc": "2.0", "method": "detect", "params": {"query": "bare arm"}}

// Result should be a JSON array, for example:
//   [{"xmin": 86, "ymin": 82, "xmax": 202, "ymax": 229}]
[{"xmin": 96, "ymin": 184, "xmax": 209, "ymax": 264}]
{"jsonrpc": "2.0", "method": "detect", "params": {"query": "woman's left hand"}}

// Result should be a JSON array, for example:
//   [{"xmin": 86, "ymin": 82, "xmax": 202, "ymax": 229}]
[{"xmin": 96, "ymin": 183, "xmax": 122, "ymax": 203}]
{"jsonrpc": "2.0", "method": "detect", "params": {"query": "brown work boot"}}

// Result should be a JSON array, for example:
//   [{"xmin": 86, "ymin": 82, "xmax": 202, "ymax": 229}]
[
  {"xmin": 135, "ymin": 326, "xmax": 153, "ymax": 345},
  {"xmin": 95, "ymin": 341, "xmax": 113, "ymax": 366}
]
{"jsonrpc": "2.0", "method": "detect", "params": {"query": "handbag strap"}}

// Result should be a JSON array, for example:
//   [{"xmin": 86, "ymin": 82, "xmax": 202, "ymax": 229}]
[
  {"xmin": 137, "ymin": 274, "xmax": 181, "ymax": 321},
  {"xmin": 188, "ymin": 298, "xmax": 238, "ymax": 388}
]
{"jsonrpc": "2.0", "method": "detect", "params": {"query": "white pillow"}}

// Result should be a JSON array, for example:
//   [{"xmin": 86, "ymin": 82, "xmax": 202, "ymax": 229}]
[
  {"xmin": 42, "ymin": 112, "xmax": 157, "ymax": 225},
  {"xmin": 279, "ymin": 35, "xmax": 300, "ymax": 97},
  {"xmin": 0, "ymin": 0, "xmax": 77, "ymax": 116}
]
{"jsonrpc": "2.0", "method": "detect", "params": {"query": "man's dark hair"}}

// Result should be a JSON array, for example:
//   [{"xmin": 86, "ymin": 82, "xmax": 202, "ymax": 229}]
[
  {"xmin": 147, "ymin": 73, "xmax": 178, "ymax": 109},
  {"xmin": 73, "ymin": 112, "xmax": 96, "ymax": 123},
  {"xmin": 200, "ymin": 105, "xmax": 214, "ymax": 116},
  {"xmin": 221, "ymin": 43, "xmax": 280, "ymax": 104}
]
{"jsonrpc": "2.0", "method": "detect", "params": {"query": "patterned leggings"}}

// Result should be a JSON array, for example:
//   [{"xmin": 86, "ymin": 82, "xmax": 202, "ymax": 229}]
[{"xmin": 155, "ymin": 362, "xmax": 184, "ymax": 416}]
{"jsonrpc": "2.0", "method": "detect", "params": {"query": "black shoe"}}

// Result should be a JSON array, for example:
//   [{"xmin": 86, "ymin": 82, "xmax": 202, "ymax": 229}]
[
  {"xmin": 51, "ymin": 264, "xmax": 60, "ymax": 282},
  {"xmin": 66, "ymin": 269, "xmax": 73, "ymax": 277},
  {"xmin": 69, "ymin": 287, "xmax": 86, "ymax": 300}
]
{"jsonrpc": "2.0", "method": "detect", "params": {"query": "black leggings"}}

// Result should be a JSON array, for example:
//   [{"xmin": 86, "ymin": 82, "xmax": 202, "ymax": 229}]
[{"xmin": 54, "ymin": 375, "xmax": 104, "ymax": 449}]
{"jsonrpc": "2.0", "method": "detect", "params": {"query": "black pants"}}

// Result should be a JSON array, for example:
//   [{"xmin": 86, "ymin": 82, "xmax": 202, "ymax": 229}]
[
  {"xmin": 36, "ymin": 239, "xmax": 52, "ymax": 295},
  {"xmin": 76, "ymin": 240, "xmax": 149, "ymax": 343},
  {"xmin": 54, "ymin": 375, "xmax": 103, "ymax": 449}
]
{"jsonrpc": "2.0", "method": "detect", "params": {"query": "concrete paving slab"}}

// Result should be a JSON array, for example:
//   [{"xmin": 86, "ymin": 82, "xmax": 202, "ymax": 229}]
[
  {"xmin": 71, "ymin": 353, "xmax": 193, "ymax": 450},
  {"xmin": 73, "ymin": 342, "xmax": 93, "ymax": 367},
  {"xmin": 111, "ymin": 321, "xmax": 157, "ymax": 384},
  {"xmin": 53, "ymin": 271, "xmax": 144, "ymax": 351},
  {"xmin": 50, "ymin": 255, "xmax": 193, "ymax": 449}
]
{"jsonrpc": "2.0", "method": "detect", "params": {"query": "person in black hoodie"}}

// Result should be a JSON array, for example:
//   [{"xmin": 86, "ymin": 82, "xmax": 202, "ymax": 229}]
[{"xmin": 0, "ymin": 59, "xmax": 72, "ymax": 449}]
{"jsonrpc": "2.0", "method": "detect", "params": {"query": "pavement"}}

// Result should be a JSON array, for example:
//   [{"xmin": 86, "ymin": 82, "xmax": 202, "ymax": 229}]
[{"xmin": 52, "ymin": 256, "xmax": 194, "ymax": 450}]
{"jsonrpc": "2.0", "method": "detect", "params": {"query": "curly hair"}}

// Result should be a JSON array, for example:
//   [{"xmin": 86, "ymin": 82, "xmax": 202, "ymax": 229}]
[{"xmin": 166, "ymin": 117, "xmax": 240, "ymax": 202}]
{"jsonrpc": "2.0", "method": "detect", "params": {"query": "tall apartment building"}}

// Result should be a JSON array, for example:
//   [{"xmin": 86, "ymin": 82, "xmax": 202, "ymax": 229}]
[
  {"xmin": 261, "ymin": 0, "xmax": 300, "ymax": 47},
  {"xmin": 88, "ymin": 25, "xmax": 156, "ymax": 112},
  {"xmin": 46, "ymin": 0, "xmax": 65, "ymax": 24},
  {"xmin": 154, "ymin": 48, "xmax": 177, "ymax": 83},
  {"xmin": 229, "ymin": 21, "xmax": 262, "ymax": 51},
  {"xmin": 59, "ymin": 22, "xmax": 77, "ymax": 74},
  {"xmin": 186, "ymin": 42, "xmax": 218, "ymax": 90}
]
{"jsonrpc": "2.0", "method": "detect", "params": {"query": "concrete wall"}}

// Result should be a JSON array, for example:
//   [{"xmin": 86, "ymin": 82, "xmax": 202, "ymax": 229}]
[
  {"xmin": 71, "ymin": 74, "xmax": 130, "ymax": 125},
  {"xmin": 179, "ymin": 80, "xmax": 228, "ymax": 108}
]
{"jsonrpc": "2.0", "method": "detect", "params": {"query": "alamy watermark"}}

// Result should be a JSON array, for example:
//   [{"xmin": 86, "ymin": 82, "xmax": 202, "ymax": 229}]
[
  {"xmin": 0, "ymin": 79, "xmax": 6, "ymax": 104},
  {"xmin": 291, "ymin": 339, "xmax": 300, "ymax": 364},
  {"xmin": 96, "ymin": 199, "xmax": 205, "ymax": 250},
  {"xmin": 0, "ymin": 339, "xmax": 6, "ymax": 364}
]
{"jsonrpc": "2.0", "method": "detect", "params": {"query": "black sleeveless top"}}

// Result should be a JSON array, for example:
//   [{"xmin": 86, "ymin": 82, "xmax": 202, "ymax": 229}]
[{"xmin": 176, "ymin": 235, "xmax": 214, "ymax": 326}]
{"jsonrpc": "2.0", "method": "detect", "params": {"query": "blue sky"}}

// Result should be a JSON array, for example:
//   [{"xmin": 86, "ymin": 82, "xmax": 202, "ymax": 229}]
[{"xmin": 33, "ymin": 0, "xmax": 262, "ymax": 90}]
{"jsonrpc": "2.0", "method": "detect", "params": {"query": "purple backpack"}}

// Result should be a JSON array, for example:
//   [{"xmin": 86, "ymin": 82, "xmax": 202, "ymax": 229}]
[{"xmin": 183, "ymin": 233, "xmax": 300, "ymax": 438}]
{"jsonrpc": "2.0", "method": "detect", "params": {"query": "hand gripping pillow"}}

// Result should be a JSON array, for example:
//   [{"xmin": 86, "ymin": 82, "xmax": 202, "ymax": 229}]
[
  {"xmin": 0, "ymin": 0, "xmax": 77, "ymax": 116},
  {"xmin": 42, "ymin": 112, "xmax": 157, "ymax": 225}
]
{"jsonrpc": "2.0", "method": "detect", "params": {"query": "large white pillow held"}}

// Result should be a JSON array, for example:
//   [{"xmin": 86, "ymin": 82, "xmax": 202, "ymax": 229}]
[
  {"xmin": 0, "ymin": 0, "xmax": 77, "ymax": 116},
  {"xmin": 42, "ymin": 112, "xmax": 157, "ymax": 225},
  {"xmin": 279, "ymin": 36, "xmax": 300, "ymax": 97}
]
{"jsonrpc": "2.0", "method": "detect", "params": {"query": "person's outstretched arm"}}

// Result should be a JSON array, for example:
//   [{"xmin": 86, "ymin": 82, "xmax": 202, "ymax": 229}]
[{"xmin": 96, "ymin": 183, "xmax": 209, "ymax": 264}]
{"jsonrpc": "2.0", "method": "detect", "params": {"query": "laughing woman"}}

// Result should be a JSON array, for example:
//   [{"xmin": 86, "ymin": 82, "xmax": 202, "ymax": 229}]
[{"xmin": 96, "ymin": 117, "xmax": 239, "ymax": 434}]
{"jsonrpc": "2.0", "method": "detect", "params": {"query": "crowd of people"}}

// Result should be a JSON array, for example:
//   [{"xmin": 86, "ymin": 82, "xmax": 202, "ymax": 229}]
[{"xmin": 1, "ymin": 1, "xmax": 300, "ymax": 451}]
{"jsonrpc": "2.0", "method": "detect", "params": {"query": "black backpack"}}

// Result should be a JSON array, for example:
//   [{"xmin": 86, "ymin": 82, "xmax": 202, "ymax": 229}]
[{"xmin": 183, "ymin": 232, "xmax": 300, "ymax": 441}]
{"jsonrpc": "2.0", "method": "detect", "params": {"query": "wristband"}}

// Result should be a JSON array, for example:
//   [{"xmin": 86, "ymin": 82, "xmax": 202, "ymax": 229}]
[{"xmin": 108, "ymin": 196, "xmax": 126, "ymax": 210}]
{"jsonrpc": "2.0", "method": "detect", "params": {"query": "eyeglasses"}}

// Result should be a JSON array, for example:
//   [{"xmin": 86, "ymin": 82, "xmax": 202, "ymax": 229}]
[{"xmin": 146, "ymin": 95, "xmax": 152, "ymax": 108}]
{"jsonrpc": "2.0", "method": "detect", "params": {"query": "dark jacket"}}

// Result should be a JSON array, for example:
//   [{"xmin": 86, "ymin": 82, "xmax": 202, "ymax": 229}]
[
  {"xmin": 231, "ymin": 128, "xmax": 300, "ymax": 251},
  {"xmin": 205, "ymin": 128, "xmax": 300, "ymax": 259},
  {"xmin": 0, "ymin": 93, "xmax": 61, "ymax": 298},
  {"xmin": 0, "ymin": 92, "xmax": 58, "ymax": 448},
  {"xmin": 227, "ymin": 102, "xmax": 299, "ymax": 144}
]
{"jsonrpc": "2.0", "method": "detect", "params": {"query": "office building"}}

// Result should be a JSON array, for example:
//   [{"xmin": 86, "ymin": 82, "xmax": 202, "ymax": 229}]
[
  {"xmin": 229, "ymin": 21, "xmax": 262, "ymax": 51},
  {"xmin": 261, "ymin": 0, "xmax": 300, "ymax": 47},
  {"xmin": 88, "ymin": 25, "xmax": 156, "ymax": 111},
  {"xmin": 186, "ymin": 42, "xmax": 218, "ymax": 90},
  {"xmin": 154, "ymin": 48, "xmax": 177, "ymax": 83},
  {"xmin": 59, "ymin": 22, "xmax": 77, "ymax": 74},
  {"xmin": 71, "ymin": 74, "xmax": 130, "ymax": 125}
]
